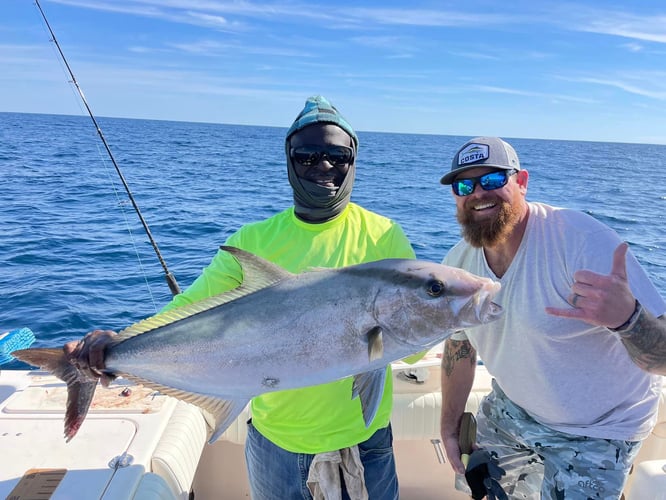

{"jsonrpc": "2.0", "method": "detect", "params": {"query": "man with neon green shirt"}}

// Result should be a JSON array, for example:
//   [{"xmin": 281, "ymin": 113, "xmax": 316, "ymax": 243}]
[{"xmin": 65, "ymin": 96, "xmax": 415, "ymax": 499}]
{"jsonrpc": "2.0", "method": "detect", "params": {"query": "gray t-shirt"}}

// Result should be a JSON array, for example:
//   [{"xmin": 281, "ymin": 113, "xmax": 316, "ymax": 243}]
[{"xmin": 445, "ymin": 202, "xmax": 665, "ymax": 441}]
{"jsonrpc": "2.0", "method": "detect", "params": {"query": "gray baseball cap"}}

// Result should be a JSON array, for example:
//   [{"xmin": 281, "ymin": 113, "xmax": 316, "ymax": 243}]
[{"xmin": 441, "ymin": 136, "xmax": 520, "ymax": 184}]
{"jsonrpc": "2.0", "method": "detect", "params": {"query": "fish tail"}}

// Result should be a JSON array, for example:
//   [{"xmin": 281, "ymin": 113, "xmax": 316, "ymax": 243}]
[{"xmin": 12, "ymin": 347, "xmax": 98, "ymax": 442}]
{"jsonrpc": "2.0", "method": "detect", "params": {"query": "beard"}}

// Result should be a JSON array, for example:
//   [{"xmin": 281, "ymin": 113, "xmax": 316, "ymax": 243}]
[{"xmin": 457, "ymin": 197, "xmax": 520, "ymax": 248}]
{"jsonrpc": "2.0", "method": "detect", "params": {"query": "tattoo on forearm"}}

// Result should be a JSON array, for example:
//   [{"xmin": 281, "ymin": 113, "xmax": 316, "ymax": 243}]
[
  {"xmin": 620, "ymin": 312, "xmax": 666, "ymax": 375},
  {"xmin": 443, "ymin": 339, "xmax": 477, "ymax": 376}
]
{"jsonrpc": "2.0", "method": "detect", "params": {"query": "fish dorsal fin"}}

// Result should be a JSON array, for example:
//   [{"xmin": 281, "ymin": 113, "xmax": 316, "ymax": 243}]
[
  {"xmin": 352, "ymin": 368, "xmax": 387, "ymax": 428},
  {"xmin": 218, "ymin": 245, "xmax": 294, "ymax": 284},
  {"xmin": 118, "ymin": 373, "xmax": 250, "ymax": 444},
  {"xmin": 115, "ymin": 246, "xmax": 294, "ymax": 341}
]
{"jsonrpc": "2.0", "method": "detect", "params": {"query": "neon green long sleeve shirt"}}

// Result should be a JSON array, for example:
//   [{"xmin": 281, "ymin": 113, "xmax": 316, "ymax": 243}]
[{"xmin": 163, "ymin": 203, "xmax": 415, "ymax": 453}]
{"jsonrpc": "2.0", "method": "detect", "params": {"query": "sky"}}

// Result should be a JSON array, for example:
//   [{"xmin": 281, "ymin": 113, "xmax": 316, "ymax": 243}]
[{"xmin": 2, "ymin": 0, "xmax": 666, "ymax": 145}]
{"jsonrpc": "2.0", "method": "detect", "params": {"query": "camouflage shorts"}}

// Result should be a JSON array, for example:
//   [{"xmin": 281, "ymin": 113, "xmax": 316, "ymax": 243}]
[{"xmin": 455, "ymin": 379, "xmax": 641, "ymax": 499}]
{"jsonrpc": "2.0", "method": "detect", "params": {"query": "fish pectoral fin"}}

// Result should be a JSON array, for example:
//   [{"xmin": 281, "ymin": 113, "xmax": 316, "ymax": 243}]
[
  {"xmin": 366, "ymin": 326, "xmax": 384, "ymax": 362},
  {"xmin": 351, "ymin": 368, "xmax": 387, "ymax": 428}
]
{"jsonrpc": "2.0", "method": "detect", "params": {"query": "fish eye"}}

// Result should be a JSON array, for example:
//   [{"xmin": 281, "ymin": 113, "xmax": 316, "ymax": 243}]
[{"xmin": 427, "ymin": 279, "xmax": 445, "ymax": 297}]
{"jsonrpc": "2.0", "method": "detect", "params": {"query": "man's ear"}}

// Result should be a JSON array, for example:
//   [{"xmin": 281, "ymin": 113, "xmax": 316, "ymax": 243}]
[{"xmin": 516, "ymin": 169, "xmax": 529, "ymax": 191}]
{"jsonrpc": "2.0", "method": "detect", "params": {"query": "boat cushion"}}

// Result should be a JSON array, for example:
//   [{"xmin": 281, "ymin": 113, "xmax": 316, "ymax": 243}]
[
  {"xmin": 131, "ymin": 472, "xmax": 178, "ymax": 500},
  {"xmin": 151, "ymin": 401, "xmax": 208, "ymax": 499}
]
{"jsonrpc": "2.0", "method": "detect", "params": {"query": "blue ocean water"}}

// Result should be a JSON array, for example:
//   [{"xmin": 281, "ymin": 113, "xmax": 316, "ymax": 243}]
[{"xmin": 1, "ymin": 112, "xmax": 665, "ymax": 366}]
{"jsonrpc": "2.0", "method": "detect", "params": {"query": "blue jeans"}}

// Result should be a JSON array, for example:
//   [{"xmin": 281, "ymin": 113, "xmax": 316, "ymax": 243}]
[{"xmin": 245, "ymin": 420, "xmax": 399, "ymax": 500}]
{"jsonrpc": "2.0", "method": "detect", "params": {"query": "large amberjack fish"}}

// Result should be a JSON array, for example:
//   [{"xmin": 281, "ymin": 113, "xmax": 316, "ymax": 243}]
[{"xmin": 14, "ymin": 246, "xmax": 502, "ymax": 443}]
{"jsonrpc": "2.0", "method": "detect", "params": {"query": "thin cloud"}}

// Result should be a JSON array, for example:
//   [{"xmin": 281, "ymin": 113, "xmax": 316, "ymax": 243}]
[
  {"xmin": 351, "ymin": 36, "xmax": 409, "ymax": 49},
  {"xmin": 555, "ymin": 4, "xmax": 666, "ymax": 44},
  {"xmin": 574, "ymin": 77, "xmax": 666, "ymax": 100},
  {"xmin": 44, "ymin": 0, "xmax": 666, "ymax": 45},
  {"xmin": 347, "ymin": 7, "xmax": 519, "ymax": 27},
  {"xmin": 349, "ymin": 35, "xmax": 418, "ymax": 59},
  {"xmin": 45, "ymin": 0, "xmax": 170, "ymax": 19},
  {"xmin": 621, "ymin": 42, "xmax": 644, "ymax": 52},
  {"xmin": 472, "ymin": 85, "xmax": 598, "ymax": 104},
  {"xmin": 184, "ymin": 11, "xmax": 232, "ymax": 29},
  {"xmin": 581, "ymin": 15, "xmax": 666, "ymax": 44},
  {"xmin": 13, "ymin": 0, "xmax": 666, "ymax": 144},
  {"xmin": 45, "ymin": 1, "xmax": 530, "ymax": 31},
  {"xmin": 47, "ymin": 0, "xmax": 353, "ymax": 24},
  {"xmin": 448, "ymin": 50, "xmax": 501, "ymax": 61},
  {"xmin": 44, "ymin": 0, "xmax": 247, "ymax": 32},
  {"xmin": 165, "ymin": 39, "xmax": 313, "ymax": 58}
]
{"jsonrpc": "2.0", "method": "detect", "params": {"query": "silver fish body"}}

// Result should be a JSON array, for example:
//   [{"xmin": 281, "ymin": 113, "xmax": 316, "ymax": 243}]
[{"xmin": 14, "ymin": 246, "xmax": 502, "ymax": 442}]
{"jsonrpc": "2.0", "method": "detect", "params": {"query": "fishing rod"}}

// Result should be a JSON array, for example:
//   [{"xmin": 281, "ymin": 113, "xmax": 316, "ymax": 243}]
[{"xmin": 34, "ymin": 0, "xmax": 181, "ymax": 296}]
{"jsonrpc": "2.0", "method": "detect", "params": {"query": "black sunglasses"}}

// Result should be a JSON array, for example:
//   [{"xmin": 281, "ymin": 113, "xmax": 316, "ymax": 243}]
[
  {"xmin": 290, "ymin": 145, "xmax": 354, "ymax": 168},
  {"xmin": 452, "ymin": 169, "xmax": 517, "ymax": 197}
]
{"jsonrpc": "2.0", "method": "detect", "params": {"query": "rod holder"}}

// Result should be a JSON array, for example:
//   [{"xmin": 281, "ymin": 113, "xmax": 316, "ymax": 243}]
[{"xmin": 430, "ymin": 438, "xmax": 446, "ymax": 464}]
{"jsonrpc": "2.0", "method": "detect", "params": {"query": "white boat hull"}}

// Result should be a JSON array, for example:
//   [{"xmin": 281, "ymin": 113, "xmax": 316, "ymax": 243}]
[{"xmin": 2, "ymin": 347, "xmax": 665, "ymax": 499}]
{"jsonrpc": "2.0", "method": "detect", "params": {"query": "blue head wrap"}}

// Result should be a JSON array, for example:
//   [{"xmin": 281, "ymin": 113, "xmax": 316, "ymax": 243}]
[
  {"xmin": 285, "ymin": 96, "xmax": 358, "ymax": 222},
  {"xmin": 286, "ymin": 95, "xmax": 359, "ymax": 147}
]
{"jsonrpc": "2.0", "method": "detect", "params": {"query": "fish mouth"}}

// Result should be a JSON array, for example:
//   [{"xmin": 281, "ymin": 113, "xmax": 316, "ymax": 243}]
[{"xmin": 461, "ymin": 280, "xmax": 503, "ymax": 326}]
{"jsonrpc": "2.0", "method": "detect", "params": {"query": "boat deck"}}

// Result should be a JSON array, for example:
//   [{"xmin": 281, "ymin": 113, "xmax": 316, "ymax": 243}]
[{"xmin": 1, "ymin": 350, "xmax": 664, "ymax": 499}]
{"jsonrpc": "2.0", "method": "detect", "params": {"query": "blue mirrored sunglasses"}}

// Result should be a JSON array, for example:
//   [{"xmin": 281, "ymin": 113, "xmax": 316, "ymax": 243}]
[
  {"xmin": 452, "ymin": 169, "xmax": 517, "ymax": 197},
  {"xmin": 290, "ymin": 145, "xmax": 354, "ymax": 168}
]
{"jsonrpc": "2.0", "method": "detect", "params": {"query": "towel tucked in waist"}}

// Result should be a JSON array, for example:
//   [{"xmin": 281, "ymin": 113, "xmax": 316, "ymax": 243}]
[{"xmin": 306, "ymin": 446, "xmax": 368, "ymax": 500}]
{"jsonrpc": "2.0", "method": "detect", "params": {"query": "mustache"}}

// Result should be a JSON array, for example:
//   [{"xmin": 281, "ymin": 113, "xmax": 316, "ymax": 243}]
[{"xmin": 457, "ymin": 198, "xmax": 516, "ymax": 248}]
